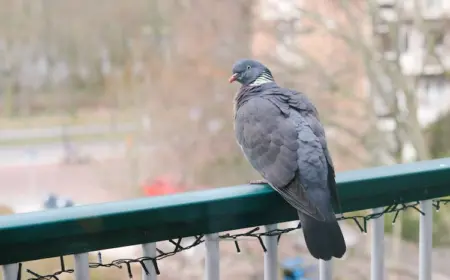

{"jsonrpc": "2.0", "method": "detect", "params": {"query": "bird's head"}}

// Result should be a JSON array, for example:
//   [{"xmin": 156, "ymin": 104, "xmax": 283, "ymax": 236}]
[{"xmin": 228, "ymin": 59, "xmax": 274, "ymax": 86}]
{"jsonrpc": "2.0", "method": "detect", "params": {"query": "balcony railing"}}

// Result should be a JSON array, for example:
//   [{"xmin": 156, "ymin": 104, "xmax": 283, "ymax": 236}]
[{"xmin": 1, "ymin": 158, "xmax": 450, "ymax": 280}]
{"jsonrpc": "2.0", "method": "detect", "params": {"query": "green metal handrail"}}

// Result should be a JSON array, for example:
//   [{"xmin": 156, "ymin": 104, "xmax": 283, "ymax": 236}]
[{"xmin": 0, "ymin": 158, "xmax": 449, "ymax": 264}]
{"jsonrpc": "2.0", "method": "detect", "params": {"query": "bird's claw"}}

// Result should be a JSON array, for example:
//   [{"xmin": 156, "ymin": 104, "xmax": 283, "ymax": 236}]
[{"xmin": 248, "ymin": 179, "xmax": 268, "ymax": 185}]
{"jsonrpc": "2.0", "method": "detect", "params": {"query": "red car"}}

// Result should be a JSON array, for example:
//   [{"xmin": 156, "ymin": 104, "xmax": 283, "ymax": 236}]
[{"xmin": 142, "ymin": 176, "xmax": 180, "ymax": 197}]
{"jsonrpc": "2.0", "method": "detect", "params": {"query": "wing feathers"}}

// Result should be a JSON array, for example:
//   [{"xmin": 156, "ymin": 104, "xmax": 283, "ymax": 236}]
[{"xmin": 235, "ymin": 97, "xmax": 325, "ymax": 221}]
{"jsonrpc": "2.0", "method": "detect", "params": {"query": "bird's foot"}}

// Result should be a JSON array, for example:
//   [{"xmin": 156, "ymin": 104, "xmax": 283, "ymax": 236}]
[{"xmin": 248, "ymin": 179, "xmax": 268, "ymax": 185}]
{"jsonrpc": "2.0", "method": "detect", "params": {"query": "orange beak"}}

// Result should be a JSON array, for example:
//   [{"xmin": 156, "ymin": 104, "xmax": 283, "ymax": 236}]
[{"xmin": 228, "ymin": 73, "xmax": 238, "ymax": 83}]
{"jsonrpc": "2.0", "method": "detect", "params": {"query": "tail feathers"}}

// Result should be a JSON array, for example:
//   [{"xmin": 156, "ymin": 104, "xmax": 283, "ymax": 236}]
[{"xmin": 299, "ymin": 212, "xmax": 346, "ymax": 261}]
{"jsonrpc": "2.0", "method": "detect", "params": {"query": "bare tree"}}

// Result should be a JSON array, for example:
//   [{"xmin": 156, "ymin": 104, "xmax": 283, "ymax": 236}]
[
  {"xmin": 126, "ymin": 0, "xmax": 257, "ymax": 187},
  {"xmin": 256, "ymin": 0, "xmax": 450, "ymax": 170}
]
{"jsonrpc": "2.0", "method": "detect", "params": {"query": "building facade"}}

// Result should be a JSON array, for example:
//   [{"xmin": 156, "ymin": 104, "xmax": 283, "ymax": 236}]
[{"xmin": 374, "ymin": 0, "xmax": 450, "ymax": 126}]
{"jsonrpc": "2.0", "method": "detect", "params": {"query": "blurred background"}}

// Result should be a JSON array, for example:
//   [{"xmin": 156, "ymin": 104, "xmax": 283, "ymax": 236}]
[{"xmin": 0, "ymin": 0, "xmax": 449, "ymax": 279}]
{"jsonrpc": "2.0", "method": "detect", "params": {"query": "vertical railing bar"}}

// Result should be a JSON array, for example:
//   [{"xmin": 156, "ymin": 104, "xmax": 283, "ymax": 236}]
[
  {"xmin": 318, "ymin": 213, "xmax": 346, "ymax": 280},
  {"xmin": 74, "ymin": 253, "xmax": 90, "ymax": 280},
  {"xmin": 319, "ymin": 260, "xmax": 332, "ymax": 280},
  {"xmin": 2, "ymin": 263, "xmax": 19, "ymax": 280},
  {"xmin": 419, "ymin": 200, "xmax": 432, "ymax": 280},
  {"xmin": 205, "ymin": 233, "xmax": 220, "ymax": 280},
  {"xmin": 263, "ymin": 224, "xmax": 278, "ymax": 280},
  {"xmin": 371, "ymin": 207, "xmax": 385, "ymax": 280},
  {"xmin": 142, "ymin": 243, "xmax": 157, "ymax": 280}
]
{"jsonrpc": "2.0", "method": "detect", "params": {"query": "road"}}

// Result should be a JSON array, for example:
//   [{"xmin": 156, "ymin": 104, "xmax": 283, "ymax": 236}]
[
  {"xmin": 0, "ymin": 138, "xmax": 157, "ymax": 210},
  {"xmin": 0, "ymin": 140, "xmax": 130, "ymax": 210}
]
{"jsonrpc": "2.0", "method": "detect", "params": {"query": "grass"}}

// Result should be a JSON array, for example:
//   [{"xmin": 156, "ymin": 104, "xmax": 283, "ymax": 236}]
[
  {"xmin": 0, "ymin": 109, "xmax": 137, "ymax": 130},
  {"xmin": 0, "ymin": 132, "xmax": 133, "ymax": 147}
]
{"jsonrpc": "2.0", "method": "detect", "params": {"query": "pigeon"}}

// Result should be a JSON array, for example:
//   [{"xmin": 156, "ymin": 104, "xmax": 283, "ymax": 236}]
[{"xmin": 229, "ymin": 58, "xmax": 346, "ymax": 260}]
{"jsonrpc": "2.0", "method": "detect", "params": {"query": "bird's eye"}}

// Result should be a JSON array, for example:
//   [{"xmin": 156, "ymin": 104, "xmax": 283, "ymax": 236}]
[{"xmin": 246, "ymin": 65, "xmax": 251, "ymax": 70}]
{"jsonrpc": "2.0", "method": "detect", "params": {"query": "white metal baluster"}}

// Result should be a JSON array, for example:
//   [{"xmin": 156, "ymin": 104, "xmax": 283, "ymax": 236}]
[
  {"xmin": 142, "ymin": 243, "xmax": 157, "ymax": 280},
  {"xmin": 2, "ymin": 263, "xmax": 19, "ymax": 280},
  {"xmin": 74, "ymin": 253, "xmax": 90, "ymax": 280},
  {"xmin": 205, "ymin": 233, "xmax": 220, "ymax": 280},
  {"xmin": 319, "ymin": 260, "xmax": 332, "ymax": 280},
  {"xmin": 264, "ymin": 224, "xmax": 278, "ymax": 280},
  {"xmin": 419, "ymin": 200, "xmax": 432, "ymax": 280},
  {"xmin": 371, "ymin": 207, "xmax": 385, "ymax": 280}
]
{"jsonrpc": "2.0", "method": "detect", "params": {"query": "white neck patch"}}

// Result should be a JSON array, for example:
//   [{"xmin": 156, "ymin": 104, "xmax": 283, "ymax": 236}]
[{"xmin": 250, "ymin": 72, "xmax": 274, "ymax": 86}]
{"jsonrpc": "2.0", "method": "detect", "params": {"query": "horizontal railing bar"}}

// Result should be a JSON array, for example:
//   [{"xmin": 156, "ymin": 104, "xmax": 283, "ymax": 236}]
[{"xmin": 0, "ymin": 158, "xmax": 449, "ymax": 264}]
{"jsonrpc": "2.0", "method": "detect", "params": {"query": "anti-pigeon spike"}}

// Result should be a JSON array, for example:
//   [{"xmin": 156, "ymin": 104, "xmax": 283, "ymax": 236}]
[
  {"xmin": 151, "ymin": 259, "xmax": 161, "ymax": 275},
  {"xmin": 126, "ymin": 262, "xmax": 133, "ymax": 279},
  {"xmin": 257, "ymin": 236, "xmax": 267, "ymax": 252},
  {"xmin": 140, "ymin": 261, "xmax": 149, "ymax": 275},
  {"xmin": 234, "ymin": 239, "xmax": 241, "ymax": 253}
]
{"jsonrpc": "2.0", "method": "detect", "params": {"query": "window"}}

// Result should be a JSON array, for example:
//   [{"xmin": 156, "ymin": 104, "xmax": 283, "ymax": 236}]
[
  {"xmin": 429, "ymin": 30, "xmax": 444, "ymax": 47},
  {"xmin": 425, "ymin": 29, "xmax": 445, "ymax": 53},
  {"xmin": 379, "ymin": 33, "xmax": 395, "ymax": 53},
  {"xmin": 419, "ymin": 75, "xmax": 447, "ymax": 105},
  {"xmin": 260, "ymin": 0, "xmax": 300, "ymax": 20},
  {"xmin": 424, "ymin": 0, "xmax": 441, "ymax": 9},
  {"xmin": 399, "ymin": 25, "xmax": 411, "ymax": 53}
]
